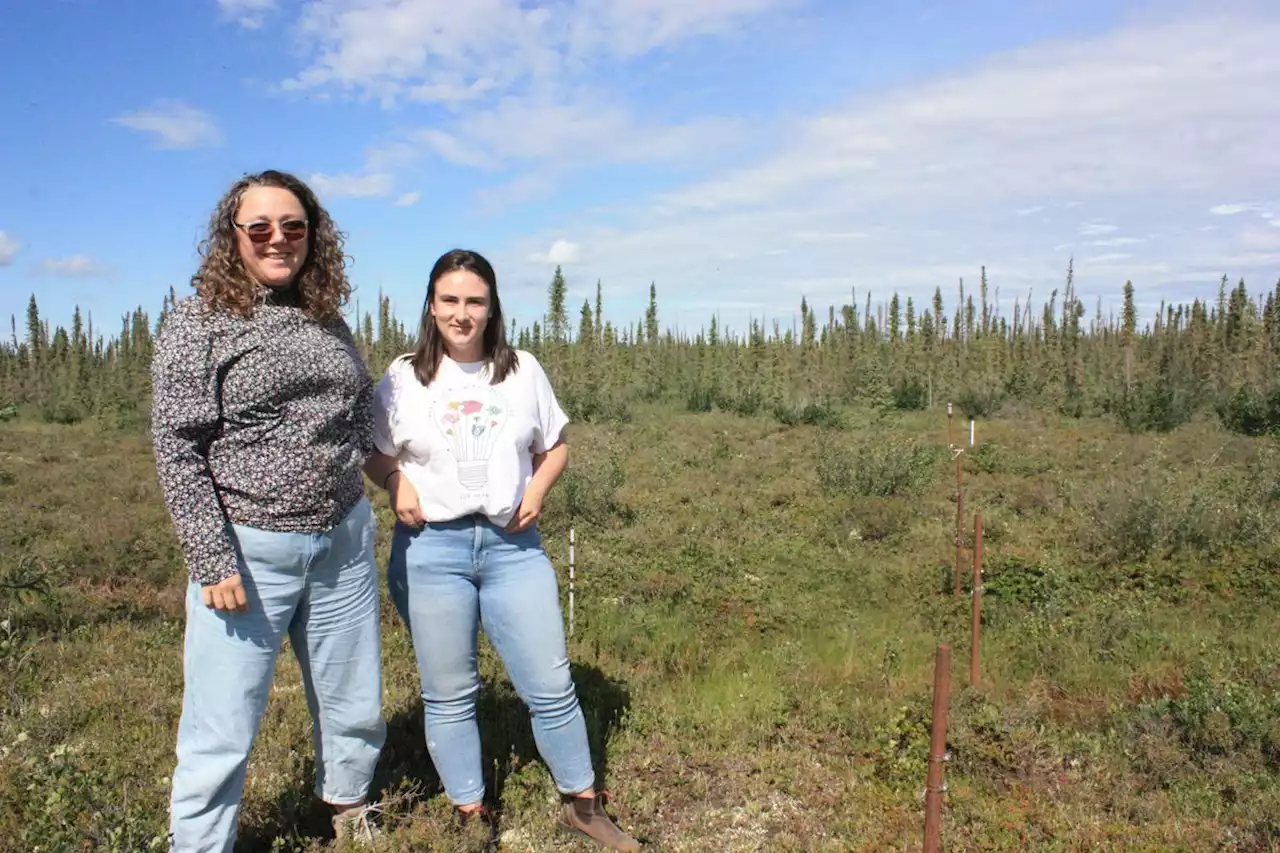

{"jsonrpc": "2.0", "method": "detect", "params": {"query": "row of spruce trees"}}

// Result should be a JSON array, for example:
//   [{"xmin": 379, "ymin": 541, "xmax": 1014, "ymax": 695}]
[{"xmin": 3, "ymin": 262, "xmax": 1280, "ymax": 436}]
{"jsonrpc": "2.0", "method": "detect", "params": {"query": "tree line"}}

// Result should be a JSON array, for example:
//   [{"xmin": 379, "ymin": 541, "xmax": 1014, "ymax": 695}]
[{"xmin": 4, "ymin": 262, "xmax": 1280, "ymax": 436}]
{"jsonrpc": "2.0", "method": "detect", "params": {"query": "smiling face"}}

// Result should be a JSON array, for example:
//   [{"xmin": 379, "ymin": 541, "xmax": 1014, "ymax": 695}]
[
  {"xmin": 234, "ymin": 185, "xmax": 309, "ymax": 289},
  {"xmin": 430, "ymin": 268, "xmax": 490, "ymax": 362}
]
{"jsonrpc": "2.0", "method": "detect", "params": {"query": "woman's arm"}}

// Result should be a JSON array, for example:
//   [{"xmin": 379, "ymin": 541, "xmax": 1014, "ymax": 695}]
[
  {"xmin": 506, "ymin": 438, "xmax": 567, "ymax": 533},
  {"xmin": 362, "ymin": 451, "xmax": 401, "ymax": 491},
  {"xmin": 363, "ymin": 450, "xmax": 428, "ymax": 527},
  {"xmin": 527, "ymin": 439, "xmax": 568, "ymax": 496},
  {"xmin": 150, "ymin": 305, "xmax": 240, "ymax": 588}
]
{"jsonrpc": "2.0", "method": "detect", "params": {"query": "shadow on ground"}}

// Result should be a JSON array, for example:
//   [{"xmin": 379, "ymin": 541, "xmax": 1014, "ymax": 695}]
[{"xmin": 236, "ymin": 662, "xmax": 631, "ymax": 850}]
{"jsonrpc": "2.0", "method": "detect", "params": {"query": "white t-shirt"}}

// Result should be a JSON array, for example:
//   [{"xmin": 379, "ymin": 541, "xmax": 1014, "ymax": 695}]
[{"xmin": 371, "ymin": 349, "xmax": 569, "ymax": 526}]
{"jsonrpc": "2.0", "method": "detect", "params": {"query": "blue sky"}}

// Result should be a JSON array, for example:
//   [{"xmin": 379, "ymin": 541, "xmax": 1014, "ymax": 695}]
[{"xmin": 2, "ymin": 0, "xmax": 1279, "ymax": 341}]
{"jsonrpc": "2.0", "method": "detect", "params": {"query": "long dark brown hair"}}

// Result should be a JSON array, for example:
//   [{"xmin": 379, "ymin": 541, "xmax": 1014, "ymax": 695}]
[
  {"xmin": 409, "ymin": 249, "xmax": 518, "ymax": 386},
  {"xmin": 191, "ymin": 169, "xmax": 351, "ymax": 323}
]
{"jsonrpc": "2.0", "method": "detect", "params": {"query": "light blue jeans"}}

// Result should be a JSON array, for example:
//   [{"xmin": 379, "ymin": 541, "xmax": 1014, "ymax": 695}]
[
  {"xmin": 169, "ymin": 497, "xmax": 385, "ymax": 853},
  {"xmin": 387, "ymin": 515, "xmax": 595, "ymax": 806}
]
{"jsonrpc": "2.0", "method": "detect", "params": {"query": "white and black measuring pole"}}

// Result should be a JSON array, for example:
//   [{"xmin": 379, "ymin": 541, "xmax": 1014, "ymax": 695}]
[{"xmin": 568, "ymin": 527, "xmax": 576, "ymax": 636}]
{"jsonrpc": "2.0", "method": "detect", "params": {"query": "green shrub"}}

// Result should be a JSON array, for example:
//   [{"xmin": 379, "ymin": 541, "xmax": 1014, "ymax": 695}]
[
  {"xmin": 1109, "ymin": 380, "xmax": 1196, "ymax": 433},
  {"xmin": 1216, "ymin": 385, "xmax": 1280, "ymax": 437},
  {"xmin": 890, "ymin": 376, "xmax": 928, "ymax": 411},
  {"xmin": 773, "ymin": 401, "xmax": 842, "ymax": 429},
  {"xmin": 955, "ymin": 384, "xmax": 1006, "ymax": 419},
  {"xmin": 817, "ymin": 437, "xmax": 939, "ymax": 498}
]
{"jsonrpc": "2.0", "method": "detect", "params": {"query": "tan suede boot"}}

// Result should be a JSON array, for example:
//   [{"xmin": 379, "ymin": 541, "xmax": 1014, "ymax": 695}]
[{"xmin": 558, "ymin": 792, "xmax": 641, "ymax": 851}]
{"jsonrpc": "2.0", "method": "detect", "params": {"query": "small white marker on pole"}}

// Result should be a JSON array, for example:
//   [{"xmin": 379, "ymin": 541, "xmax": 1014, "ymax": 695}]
[
  {"xmin": 568, "ymin": 526, "xmax": 576, "ymax": 637},
  {"xmin": 969, "ymin": 419, "xmax": 975, "ymax": 447}
]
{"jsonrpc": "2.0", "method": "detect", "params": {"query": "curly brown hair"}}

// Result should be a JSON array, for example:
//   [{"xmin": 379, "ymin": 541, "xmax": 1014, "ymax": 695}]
[{"xmin": 191, "ymin": 169, "xmax": 351, "ymax": 323}]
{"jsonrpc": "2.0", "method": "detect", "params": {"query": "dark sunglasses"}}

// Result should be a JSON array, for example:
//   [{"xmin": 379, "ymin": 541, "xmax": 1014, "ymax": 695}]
[{"xmin": 234, "ymin": 218, "xmax": 309, "ymax": 243}]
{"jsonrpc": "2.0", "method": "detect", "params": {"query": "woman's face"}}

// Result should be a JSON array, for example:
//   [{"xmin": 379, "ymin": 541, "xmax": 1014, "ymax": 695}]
[
  {"xmin": 431, "ymin": 268, "xmax": 490, "ymax": 361},
  {"xmin": 234, "ymin": 186, "xmax": 309, "ymax": 288}
]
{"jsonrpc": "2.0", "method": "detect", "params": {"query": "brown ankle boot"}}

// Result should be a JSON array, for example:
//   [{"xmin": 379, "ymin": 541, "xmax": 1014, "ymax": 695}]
[
  {"xmin": 558, "ymin": 792, "xmax": 641, "ymax": 851},
  {"xmin": 454, "ymin": 805, "xmax": 499, "ymax": 853}
]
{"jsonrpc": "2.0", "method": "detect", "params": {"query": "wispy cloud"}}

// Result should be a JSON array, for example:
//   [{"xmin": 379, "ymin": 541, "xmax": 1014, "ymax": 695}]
[
  {"xmin": 308, "ymin": 172, "xmax": 394, "ymax": 199},
  {"xmin": 657, "ymin": 12, "xmax": 1280, "ymax": 215},
  {"xmin": 110, "ymin": 100, "xmax": 223, "ymax": 149},
  {"xmin": 0, "ymin": 231, "xmax": 18, "ymax": 266},
  {"xmin": 1088, "ymin": 236, "xmax": 1145, "ymax": 247},
  {"xmin": 1210, "ymin": 202, "xmax": 1271, "ymax": 216},
  {"xmin": 392, "ymin": 191, "xmax": 420, "ymax": 207},
  {"xmin": 488, "ymin": 8, "xmax": 1280, "ymax": 330},
  {"xmin": 1083, "ymin": 252, "xmax": 1133, "ymax": 265},
  {"xmin": 32, "ymin": 256, "xmax": 110, "ymax": 278},
  {"xmin": 351, "ymin": 91, "xmax": 743, "ymax": 209},
  {"xmin": 283, "ymin": 0, "xmax": 797, "ymax": 105},
  {"xmin": 270, "ymin": 0, "xmax": 776, "ymax": 202},
  {"xmin": 1078, "ymin": 221, "xmax": 1119, "ymax": 237},
  {"xmin": 217, "ymin": 0, "xmax": 277, "ymax": 29}
]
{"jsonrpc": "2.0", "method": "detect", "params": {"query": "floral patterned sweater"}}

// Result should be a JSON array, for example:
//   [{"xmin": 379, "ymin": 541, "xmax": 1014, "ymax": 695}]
[{"xmin": 149, "ymin": 292, "xmax": 375, "ymax": 585}]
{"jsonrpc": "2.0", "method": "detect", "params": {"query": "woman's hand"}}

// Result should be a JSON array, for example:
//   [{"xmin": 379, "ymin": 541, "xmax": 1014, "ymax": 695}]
[
  {"xmin": 505, "ymin": 485, "xmax": 544, "ymax": 533},
  {"xmin": 390, "ymin": 472, "xmax": 428, "ymax": 527},
  {"xmin": 202, "ymin": 573, "xmax": 248, "ymax": 612}
]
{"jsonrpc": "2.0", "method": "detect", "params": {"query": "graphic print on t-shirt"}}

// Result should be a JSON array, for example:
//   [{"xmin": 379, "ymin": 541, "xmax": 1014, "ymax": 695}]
[{"xmin": 430, "ymin": 382, "xmax": 511, "ymax": 494}]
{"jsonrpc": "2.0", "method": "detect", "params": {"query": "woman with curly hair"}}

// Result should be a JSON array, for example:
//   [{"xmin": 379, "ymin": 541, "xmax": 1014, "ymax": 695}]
[{"xmin": 151, "ymin": 169, "xmax": 386, "ymax": 849}]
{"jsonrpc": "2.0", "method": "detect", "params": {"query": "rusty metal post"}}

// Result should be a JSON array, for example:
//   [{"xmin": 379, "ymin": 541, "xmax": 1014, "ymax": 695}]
[
  {"xmin": 923, "ymin": 643, "xmax": 951, "ymax": 853},
  {"xmin": 954, "ymin": 453, "xmax": 964, "ymax": 598},
  {"xmin": 971, "ymin": 512, "xmax": 984, "ymax": 687}
]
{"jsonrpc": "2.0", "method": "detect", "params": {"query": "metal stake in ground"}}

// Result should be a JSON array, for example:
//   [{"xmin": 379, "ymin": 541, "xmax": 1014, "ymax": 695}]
[
  {"xmin": 923, "ymin": 643, "xmax": 952, "ymax": 853},
  {"xmin": 954, "ymin": 449, "xmax": 964, "ymax": 598},
  {"xmin": 971, "ymin": 512, "xmax": 984, "ymax": 688},
  {"xmin": 568, "ymin": 527, "xmax": 576, "ymax": 637}
]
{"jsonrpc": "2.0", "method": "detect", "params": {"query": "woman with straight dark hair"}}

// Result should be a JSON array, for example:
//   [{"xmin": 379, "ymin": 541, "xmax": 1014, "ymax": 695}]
[
  {"xmin": 151, "ymin": 169, "xmax": 385, "ymax": 849},
  {"xmin": 366, "ymin": 248, "xmax": 640, "ymax": 850}
]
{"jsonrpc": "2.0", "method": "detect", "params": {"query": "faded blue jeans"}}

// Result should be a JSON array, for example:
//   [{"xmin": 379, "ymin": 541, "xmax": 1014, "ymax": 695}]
[
  {"xmin": 387, "ymin": 515, "xmax": 595, "ymax": 806},
  {"xmin": 169, "ymin": 497, "xmax": 385, "ymax": 853}
]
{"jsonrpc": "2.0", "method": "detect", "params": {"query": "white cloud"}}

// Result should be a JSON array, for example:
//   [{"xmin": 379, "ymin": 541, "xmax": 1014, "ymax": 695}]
[
  {"xmin": 0, "ymin": 231, "xmax": 18, "ymax": 266},
  {"xmin": 32, "ymin": 256, "xmax": 110, "ymax": 278},
  {"xmin": 308, "ymin": 172, "xmax": 394, "ymax": 199},
  {"xmin": 269, "ymin": 0, "xmax": 772, "ymax": 202},
  {"xmin": 393, "ymin": 191, "xmax": 420, "ymax": 207},
  {"xmin": 657, "ymin": 12, "xmax": 1280, "ymax": 216},
  {"xmin": 530, "ymin": 239, "xmax": 582, "ymax": 265},
  {"xmin": 487, "ymin": 8, "xmax": 1280, "ymax": 332},
  {"xmin": 362, "ymin": 93, "xmax": 742, "ymax": 188},
  {"xmin": 793, "ymin": 230, "xmax": 872, "ymax": 244},
  {"xmin": 412, "ymin": 128, "xmax": 496, "ymax": 169},
  {"xmin": 110, "ymin": 100, "xmax": 223, "ymax": 149},
  {"xmin": 284, "ymin": 0, "xmax": 796, "ymax": 105},
  {"xmin": 1088, "ymin": 237, "xmax": 1145, "ymax": 247},
  {"xmin": 1210, "ymin": 203, "xmax": 1267, "ymax": 215},
  {"xmin": 477, "ymin": 173, "xmax": 560, "ymax": 212},
  {"xmin": 218, "ymin": 0, "xmax": 277, "ymax": 29},
  {"xmin": 232, "ymin": 5, "xmax": 1280, "ymax": 331},
  {"xmin": 1082, "ymin": 252, "xmax": 1133, "ymax": 265}
]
